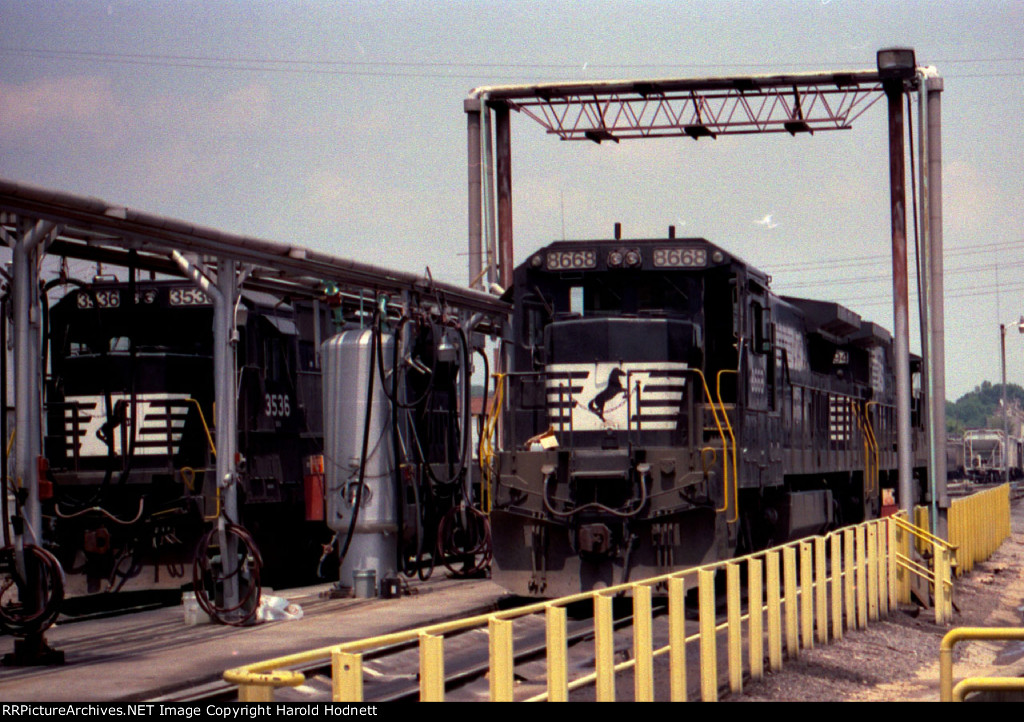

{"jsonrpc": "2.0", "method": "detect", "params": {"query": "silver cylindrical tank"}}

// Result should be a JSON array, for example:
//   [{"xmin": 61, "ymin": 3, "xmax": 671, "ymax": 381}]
[{"xmin": 322, "ymin": 328, "xmax": 396, "ymax": 592}]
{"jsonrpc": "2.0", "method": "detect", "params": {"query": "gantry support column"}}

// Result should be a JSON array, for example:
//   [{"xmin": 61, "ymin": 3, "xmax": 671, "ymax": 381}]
[
  {"xmin": 924, "ymin": 73, "xmax": 947, "ymax": 538},
  {"xmin": 881, "ymin": 59, "xmax": 915, "ymax": 516}
]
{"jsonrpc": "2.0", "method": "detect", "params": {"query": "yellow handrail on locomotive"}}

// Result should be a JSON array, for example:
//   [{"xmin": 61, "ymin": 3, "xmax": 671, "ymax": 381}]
[
  {"xmin": 716, "ymin": 369, "xmax": 740, "ymax": 524},
  {"xmin": 682, "ymin": 368, "xmax": 733, "ymax": 520},
  {"xmin": 479, "ymin": 373, "xmax": 506, "ymax": 514},
  {"xmin": 851, "ymin": 399, "xmax": 869, "ymax": 495},
  {"xmin": 849, "ymin": 398, "xmax": 879, "ymax": 497},
  {"xmin": 185, "ymin": 398, "xmax": 217, "ymax": 458},
  {"xmin": 864, "ymin": 401, "xmax": 880, "ymax": 495},
  {"xmin": 179, "ymin": 398, "xmax": 219, "ymax": 521}
]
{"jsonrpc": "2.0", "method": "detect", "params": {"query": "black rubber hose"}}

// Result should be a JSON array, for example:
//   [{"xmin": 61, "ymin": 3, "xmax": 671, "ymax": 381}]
[
  {"xmin": 0, "ymin": 544, "xmax": 66, "ymax": 636},
  {"xmin": 191, "ymin": 523, "xmax": 263, "ymax": 627}
]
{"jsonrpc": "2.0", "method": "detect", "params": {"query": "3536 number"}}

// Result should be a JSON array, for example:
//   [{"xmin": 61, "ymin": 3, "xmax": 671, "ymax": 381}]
[{"xmin": 264, "ymin": 393, "xmax": 291, "ymax": 418}]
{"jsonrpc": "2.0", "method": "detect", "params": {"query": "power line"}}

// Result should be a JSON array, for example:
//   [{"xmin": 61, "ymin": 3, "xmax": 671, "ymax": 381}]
[{"xmin": 1, "ymin": 45, "xmax": 1021, "ymax": 80}]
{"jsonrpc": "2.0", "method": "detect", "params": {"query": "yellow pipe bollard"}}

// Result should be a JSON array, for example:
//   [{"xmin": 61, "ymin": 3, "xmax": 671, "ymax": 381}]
[
  {"xmin": 941, "ymin": 627, "xmax": 1024, "ymax": 701},
  {"xmin": 222, "ymin": 669, "xmax": 305, "ymax": 702},
  {"xmin": 726, "ymin": 563, "xmax": 742, "ymax": 693},
  {"xmin": 489, "ymin": 617, "xmax": 515, "ymax": 701},
  {"xmin": 633, "ymin": 584, "xmax": 655, "ymax": 701},
  {"xmin": 668, "ymin": 577, "xmax": 688, "ymax": 701},
  {"xmin": 799, "ymin": 541, "xmax": 813, "ymax": 650},
  {"xmin": 332, "ymin": 650, "xmax": 363, "ymax": 702},
  {"xmin": 748, "ymin": 557, "xmax": 764, "ymax": 681},
  {"xmin": 594, "ymin": 593, "xmax": 615, "ymax": 702},
  {"xmin": 699, "ymin": 568, "xmax": 718, "ymax": 701},
  {"xmin": 419, "ymin": 632, "xmax": 445, "ymax": 701},
  {"xmin": 830, "ymin": 533, "xmax": 843, "ymax": 641},
  {"xmin": 783, "ymin": 546, "xmax": 798, "ymax": 656},
  {"xmin": 767, "ymin": 550, "xmax": 782, "ymax": 671},
  {"xmin": 545, "ymin": 604, "xmax": 569, "ymax": 702}
]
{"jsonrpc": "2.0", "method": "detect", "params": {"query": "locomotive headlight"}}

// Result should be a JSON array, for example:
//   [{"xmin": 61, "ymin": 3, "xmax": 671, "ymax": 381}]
[
  {"xmin": 624, "ymin": 250, "xmax": 642, "ymax": 267},
  {"xmin": 607, "ymin": 250, "xmax": 624, "ymax": 267},
  {"xmin": 531, "ymin": 254, "xmax": 543, "ymax": 268},
  {"xmin": 712, "ymin": 251, "xmax": 725, "ymax": 264}
]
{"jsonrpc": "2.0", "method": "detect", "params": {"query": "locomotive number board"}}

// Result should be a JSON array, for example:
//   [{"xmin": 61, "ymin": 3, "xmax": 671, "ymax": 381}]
[
  {"xmin": 75, "ymin": 287, "xmax": 209, "ymax": 308},
  {"xmin": 546, "ymin": 249, "xmax": 597, "ymax": 271},
  {"xmin": 652, "ymin": 247, "xmax": 707, "ymax": 268}
]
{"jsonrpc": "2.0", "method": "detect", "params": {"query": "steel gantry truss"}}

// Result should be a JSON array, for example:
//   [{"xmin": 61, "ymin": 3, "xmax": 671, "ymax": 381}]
[{"xmin": 492, "ymin": 72, "xmax": 885, "ymax": 144}]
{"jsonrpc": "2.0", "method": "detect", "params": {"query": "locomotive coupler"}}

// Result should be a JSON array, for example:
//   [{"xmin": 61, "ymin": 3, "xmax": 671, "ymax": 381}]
[{"xmin": 577, "ymin": 523, "xmax": 612, "ymax": 555}]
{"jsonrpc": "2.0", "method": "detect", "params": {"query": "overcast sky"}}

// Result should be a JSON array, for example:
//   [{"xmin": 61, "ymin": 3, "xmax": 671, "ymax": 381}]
[{"xmin": 1, "ymin": 1, "xmax": 1022, "ymax": 400}]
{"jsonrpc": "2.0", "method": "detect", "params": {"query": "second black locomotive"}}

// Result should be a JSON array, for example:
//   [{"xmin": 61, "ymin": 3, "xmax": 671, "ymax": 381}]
[{"xmin": 42, "ymin": 277, "xmax": 334, "ymax": 596}]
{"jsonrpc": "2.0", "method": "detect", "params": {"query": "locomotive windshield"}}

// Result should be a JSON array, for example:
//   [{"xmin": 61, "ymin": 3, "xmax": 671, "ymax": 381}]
[
  {"xmin": 61, "ymin": 312, "xmax": 213, "ymax": 358},
  {"xmin": 547, "ymin": 273, "xmax": 700, "ymax": 318}
]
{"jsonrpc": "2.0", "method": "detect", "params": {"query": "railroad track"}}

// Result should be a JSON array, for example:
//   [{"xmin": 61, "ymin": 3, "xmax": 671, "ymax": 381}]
[
  {"xmin": 154, "ymin": 594, "xmax": 737, "ymax": 703},
  {"xmin": 148, "ymin": 600, "xmax": 626, "ymax": 703}
]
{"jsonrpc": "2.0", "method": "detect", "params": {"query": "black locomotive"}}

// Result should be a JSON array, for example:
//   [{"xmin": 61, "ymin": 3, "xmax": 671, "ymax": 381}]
[
  {"xmin": 41, "ymin": 277, "xmax": 336, "ymax": 596},
  {"xmin": 489, "ymin": 233, "xmax": 929, "ymax": 597}
]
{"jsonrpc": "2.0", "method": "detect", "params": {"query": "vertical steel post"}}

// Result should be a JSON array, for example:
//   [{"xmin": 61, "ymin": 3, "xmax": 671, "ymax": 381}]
[
  {"xmin": 926, "ymin": 74, "xmax": 948, "ymax": 539},
  {"xmin": 12, "ymin": 220, "xmax": 54, "ymax": 544},
  {"xmin": 215, "ymin": 260, "xmax": 240, "ymax": 614},
  {"xmin": 172, "ymin": 251, "xmax": 241, "ymax": 618},
  {"xmin": 884, "ymin": 77, "xmax": 914, "ymax": 515},
  {"xmin": 465, "ymin": 97, "xmax": 484, "ymax": 290},
  {"xmin": 7, "ymin": 218, "xmax": 63, "ymax": 664},
  {"xmin": 1002, "ymin": 325, "xmax": 1008, "ymax": 484},
  {"xmin": 494, "ymin": 102, "xmax": 514, "ymax": 290}
]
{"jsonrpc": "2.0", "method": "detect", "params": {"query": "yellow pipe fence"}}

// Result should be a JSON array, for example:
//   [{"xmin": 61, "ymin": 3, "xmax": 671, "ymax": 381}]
[
  {"xmin": 948, "ymin": 483, "xmax": 1011, "ymax": 576},
  {"xmin": 226, "ymin": 514, "xmax": 933, "ymax": 702},
  {"xmin": 225, "ymin": 484, "xmax": 1013, "ymax": 702}
]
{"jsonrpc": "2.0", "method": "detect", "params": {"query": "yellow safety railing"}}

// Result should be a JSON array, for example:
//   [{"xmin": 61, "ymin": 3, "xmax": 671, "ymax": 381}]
[
  {"xmin": 940, "ymin": 627, "xmax": 1024, "ymax": 702},
  {"xmin": 225, "ymin": 515, "xmax": 914, "ymax": 702},
  {"xmin": 890, "ymin": 512, "xmax": 956, "ymax": 624},
  {"xmin": 948, "ymin": 483, "xmax": 1011, "ymax": 576}
]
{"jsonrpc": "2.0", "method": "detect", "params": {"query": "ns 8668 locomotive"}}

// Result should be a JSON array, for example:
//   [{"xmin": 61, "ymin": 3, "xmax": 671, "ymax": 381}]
[{"xmin": 490, "ymin": 233, "xmax": 927, "ymax": 597}]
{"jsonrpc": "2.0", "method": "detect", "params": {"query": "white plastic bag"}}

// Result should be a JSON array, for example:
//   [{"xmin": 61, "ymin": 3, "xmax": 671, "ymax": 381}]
[{"xmin": 256, "ymin": 594, "xmax": 304, "ymax": 622}]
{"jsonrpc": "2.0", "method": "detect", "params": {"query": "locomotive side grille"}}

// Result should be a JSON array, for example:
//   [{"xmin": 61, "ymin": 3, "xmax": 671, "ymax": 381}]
[{"xmin": 63, "ymin": 393, "xmax": 193, "ymax": 457}]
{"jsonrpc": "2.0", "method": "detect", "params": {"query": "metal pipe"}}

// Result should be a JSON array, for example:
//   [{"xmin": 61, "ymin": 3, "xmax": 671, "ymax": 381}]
[
  {"xmin": 483, "ymin": 99, "xmax": 498, "ymax": 289},
  {"xmin": 495, "ymin": 102, "xmax": 514, "ymax": 290},
  {"xmin": 13, "ymin": 220, "xmax": 55, "ymax": 543},
  {"xmin": 216, "ymin": 261, "xmax": 240, "ymax": 614},
  {"xmin": 925, "ymin": 74, "xmax": 948, "ymax": 538},
  {"xmin": 172, "ymin": 251, "xmax": 241, "ymax": 614},
  {"xmin": 465, "ymin": 97, "xmax": 484, "ymax": 290},
  {"xmin": 884, "ymin": 78, "xmax": 914, "ymax": 515},
  {"xmin": 1, "ymin": 292, "xmax": 8, "ymax": 548},
  {"xmin": 1002, "ymin": 324, "xmax": 1008, "ymax": 484},
  {"xmin": 917, "ymin": 68, "xmax": 936, "ymax": 530}
]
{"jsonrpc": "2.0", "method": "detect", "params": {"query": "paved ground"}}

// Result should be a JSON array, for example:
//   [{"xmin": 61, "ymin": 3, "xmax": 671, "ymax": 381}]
[{"xmin": 731, "ymin": 492, "xmax": 1024, "ymax": 702}]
